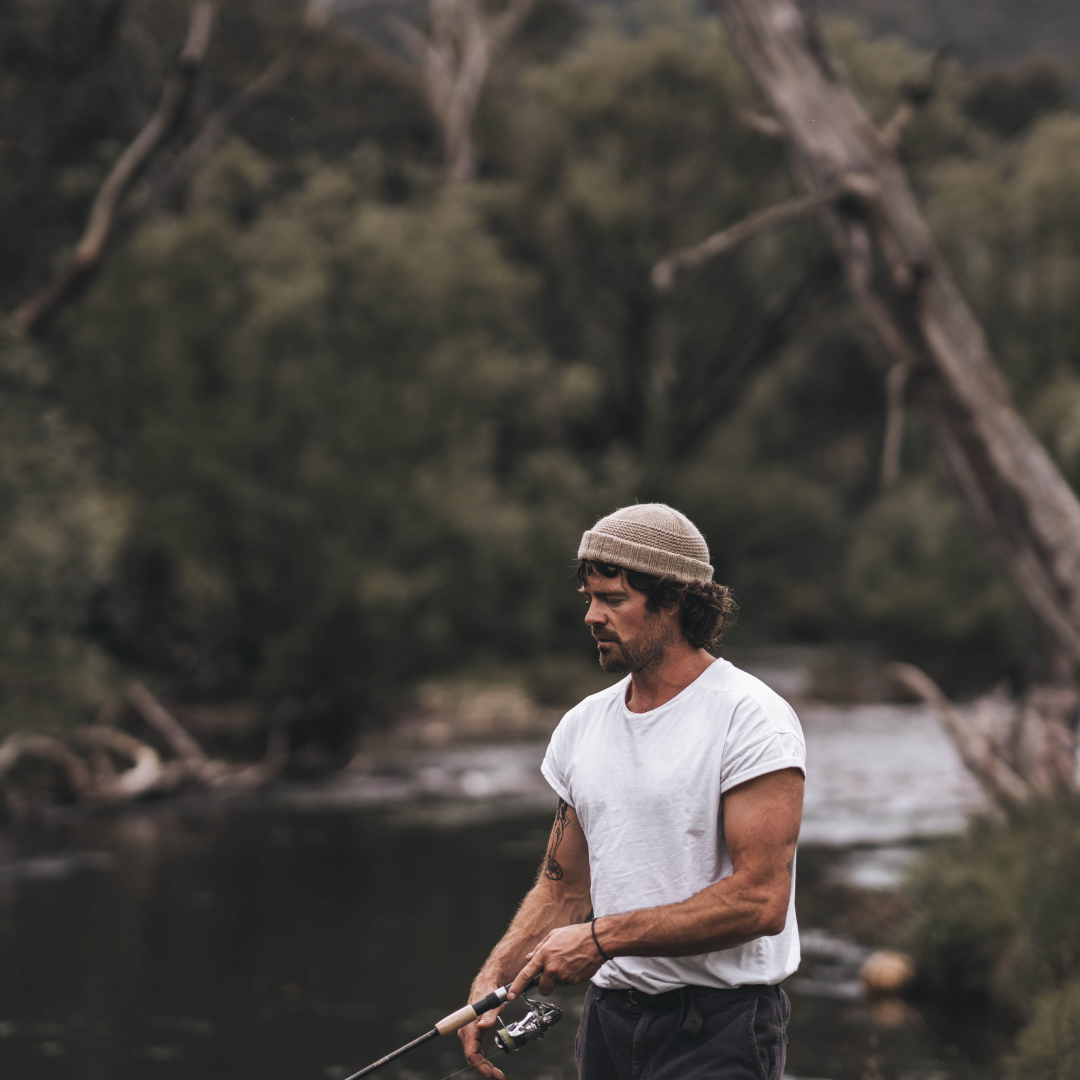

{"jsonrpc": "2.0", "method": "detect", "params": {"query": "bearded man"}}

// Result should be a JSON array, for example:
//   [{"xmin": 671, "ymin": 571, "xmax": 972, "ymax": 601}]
[{"xmin": 460, "ymin": 503, "xmax": 806, "ymax": 1080}]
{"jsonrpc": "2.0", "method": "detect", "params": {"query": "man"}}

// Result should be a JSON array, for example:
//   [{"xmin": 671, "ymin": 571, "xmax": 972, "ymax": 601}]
[{"xmin": 460, "ymin": 503, "xmax": 805, "ymax": 1080}]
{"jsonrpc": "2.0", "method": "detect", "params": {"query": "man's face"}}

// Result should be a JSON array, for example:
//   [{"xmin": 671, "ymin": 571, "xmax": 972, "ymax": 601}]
[{"xmin": 580, "ymin": 567, "xmax": 677, "ymax": 673}]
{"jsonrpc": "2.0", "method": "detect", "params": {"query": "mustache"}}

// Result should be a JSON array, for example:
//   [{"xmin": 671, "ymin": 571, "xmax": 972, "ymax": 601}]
[{"xmin": 592, "ymin": 631, "xmax": 620, "ymax": 643}]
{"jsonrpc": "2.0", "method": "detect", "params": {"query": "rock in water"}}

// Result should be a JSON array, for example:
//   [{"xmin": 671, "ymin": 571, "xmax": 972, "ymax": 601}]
[{"xmin": 859, "ymin": 950, "xmax": 915, "ymax": 995}]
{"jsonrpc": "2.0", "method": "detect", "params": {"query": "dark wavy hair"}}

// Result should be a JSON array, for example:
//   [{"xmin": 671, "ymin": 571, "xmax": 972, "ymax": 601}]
[{"xmin": 576, "ymin": 560, "xmax": 739, "ymax": 651}]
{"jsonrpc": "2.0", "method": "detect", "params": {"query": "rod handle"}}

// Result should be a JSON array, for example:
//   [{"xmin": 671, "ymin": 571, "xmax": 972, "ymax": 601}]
[{"xmin": 433, "ymin": 976, "xmax": 540, "ymax": 1036}]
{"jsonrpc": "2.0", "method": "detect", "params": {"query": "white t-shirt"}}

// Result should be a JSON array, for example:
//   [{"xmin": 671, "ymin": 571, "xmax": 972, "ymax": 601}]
[{"xmin": 540, "ymin": 657, "xmax": 805, "ymax": 994}]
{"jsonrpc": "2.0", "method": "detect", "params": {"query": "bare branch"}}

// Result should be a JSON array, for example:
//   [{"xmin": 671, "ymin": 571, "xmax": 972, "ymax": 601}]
[
  {"xmin": 70, "ymin": 726, "xmax": 167, "ymax": 799},
  {"xmin": 130, "ymin": 0, "xmax": 339, "ymax": 217},
  {"xmin": 879, "ymin": 48, "xmax": 949, "ymax": 153},
  {"xmin": 489, "ymin": 0, "xmax": 536, "ymax": 51},
  {"xmin": 734, "ymin": 106, "xmax": 784, "ymax": 138},
  {"xmin": 0, "ymin": 734, "xmax": 95, "ymax": 799},
  {"xmin": 388, "ymin": 13, "xmax": 434, "ymax": 66},
  {"xmin": 9, "ymin": 1, "xmax": 217, "ymax": 337},
  {"xmin": 651, "ymin": 183, "xmax": 843, "ymax": 293},
  {"xmin": 886, "ymin": 662, "xmax": 1032, "ymax": 809},
  {"xmin": 880, "ymin": 359, "xmax": 913, "ymax": 489},
  {"xmin": 130, "ymin": 53, "xmax": 294, "ymax": 216},
  {"xmin": 126, "ymin": 680, "xmax": 211, "ymax": 771},
  {"xmin": 391, "ymin": 0, "xmax": 536, "ymax": 182},
  {"xmin": 209, "ymin": 708, "xmax": 293, "ymax": 790}
]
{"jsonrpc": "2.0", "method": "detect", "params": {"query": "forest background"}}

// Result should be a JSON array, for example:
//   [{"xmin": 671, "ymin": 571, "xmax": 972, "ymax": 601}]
[{"xmin": 4, "ymin": 0, "xmax": 1080, "ymax": 762}]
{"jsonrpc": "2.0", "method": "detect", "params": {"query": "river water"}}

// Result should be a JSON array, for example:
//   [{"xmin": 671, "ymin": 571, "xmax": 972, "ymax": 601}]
[{"xmin": 0, "ymin": 704, "xmax": 1002, "ymax": 1080}]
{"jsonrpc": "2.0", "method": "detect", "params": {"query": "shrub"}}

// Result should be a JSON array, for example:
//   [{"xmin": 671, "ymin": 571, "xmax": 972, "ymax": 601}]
[
  {"xmin": 902, "ymin": 798, "xmax": 1080, "ymax": 1016},
  {"xmin": 1009, "ymin": 979, "xmax": 1080, "ymax": 1080}
]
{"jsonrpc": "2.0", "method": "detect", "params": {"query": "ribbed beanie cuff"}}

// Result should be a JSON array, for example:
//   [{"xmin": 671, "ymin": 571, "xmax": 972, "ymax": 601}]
[{"xmin": 578, "ymin": 503, "xmax": 713, "ymax": 584}]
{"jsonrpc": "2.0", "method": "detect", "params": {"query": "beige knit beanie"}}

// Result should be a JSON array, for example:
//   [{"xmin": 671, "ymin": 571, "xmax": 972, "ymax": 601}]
[{"xmin": 578, "ymin": 503, "xmax": 714, "ymax": 584}]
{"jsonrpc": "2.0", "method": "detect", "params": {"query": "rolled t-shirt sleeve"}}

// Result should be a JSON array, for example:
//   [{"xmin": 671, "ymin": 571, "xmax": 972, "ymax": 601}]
[
  {"xmin": 541, "ymin": 718, "xmax": 573, "ymax": 805},
  {"xmin": 720, "ymin": 697, "xmax": 806, "ymax": 794}
]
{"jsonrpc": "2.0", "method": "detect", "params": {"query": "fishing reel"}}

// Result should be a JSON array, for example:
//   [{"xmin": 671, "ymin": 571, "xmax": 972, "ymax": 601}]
[{"xmin": 494, "ymin": 993, "xmax": 563, "ymax": 1054}]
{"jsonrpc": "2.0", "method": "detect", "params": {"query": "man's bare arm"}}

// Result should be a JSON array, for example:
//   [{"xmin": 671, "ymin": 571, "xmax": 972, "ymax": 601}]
[
  {"xmin": 459, "ymin": 798, "xmax": 592, "ymax": 1079},
  {"xmin": 509, "ymin": 768, "xmax": 803, "ymax": 996},
  {"xmin": 598, "ymin": 767, "xmax": 803, "ymax": 955}
]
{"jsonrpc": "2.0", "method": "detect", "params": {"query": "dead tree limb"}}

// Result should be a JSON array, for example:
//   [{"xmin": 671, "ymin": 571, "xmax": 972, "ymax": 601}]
[
  {"xmin": 651, "ymin": 183, "xmax": 843, "ymax": 292},
  {"xmin": 130, "ymin": 54, "xmax": 294, "ymax": 216},
  {"xmin": 9, "ymin": 2, "xmax": 217, "ymax": 337},
  {"xmin": 0, "ymin": 696, "xmax": 290, "ymax": 808},
  {"xmin": 887, "ymin": 663, "xmax": 1031, "ymax": 808},
  {"xmin": 125, "ymin": 680, "xmax": 212, "ymax": 773},
  {"xmin": 70, "ymin": 726, "xmax": 169, "ymax": 799},
  {"xmin": 124, "ymin": 681, "xmax": 292, "ymax": 791},
  {"xmin": 713, "ymin": 0, "xmax": 1080, "ymax": 797},
  {"xmin": 717, "ymin": 0, "xmax": 1080, "ymax": 677},
  {"xmin": 879, "ymin": 48, "xmax": 948, "ymax": 153},
  {"xmin": 0, "ymin": 734, "xmax": 95, "ymax": 799},
  {"xmin": 130, "ymin": 0, "xmax": 334, "ymax": 215},
  {"xmin": 880, "ymin": 358, "xmax": 913, "ymax": 488},
  {"xmin": 390, "ymin": 0, "xmax": 536, "ymax": 181},
  {"xmin": 733, "ymin": 106, "xmax": 785, "ymax": 139}
]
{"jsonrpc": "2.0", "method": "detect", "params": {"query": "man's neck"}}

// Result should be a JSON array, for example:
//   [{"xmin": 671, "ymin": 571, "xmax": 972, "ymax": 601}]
[{"xmin": 624, "ymin": 647, "xmax": 716, "ymax": 714}]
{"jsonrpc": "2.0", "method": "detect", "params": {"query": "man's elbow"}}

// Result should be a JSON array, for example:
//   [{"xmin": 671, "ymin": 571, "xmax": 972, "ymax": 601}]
[{"xmin": 756, "ymin": 901, "xmax": 789, "ymax": 938}]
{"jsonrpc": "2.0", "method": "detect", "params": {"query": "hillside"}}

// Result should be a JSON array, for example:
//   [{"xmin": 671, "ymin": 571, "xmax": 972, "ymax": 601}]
[{"xmin": 823, "ymin": 0, "xmax": 1080, "ymax": 95}]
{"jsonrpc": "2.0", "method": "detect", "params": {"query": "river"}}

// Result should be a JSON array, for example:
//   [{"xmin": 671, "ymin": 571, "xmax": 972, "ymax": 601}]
[{"xmin": 0, "ymin": 703, "xmax": 1002, "ymax": 1080}]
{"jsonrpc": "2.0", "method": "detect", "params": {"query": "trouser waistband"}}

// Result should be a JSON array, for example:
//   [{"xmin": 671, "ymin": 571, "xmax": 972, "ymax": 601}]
[
  {"xmin": 596, "ymin": 983, "xmax": 773, "ymax": 1011},
  {"xmin": 595, "ymin": 983, "xmax": 776, "ymax": 1037}
]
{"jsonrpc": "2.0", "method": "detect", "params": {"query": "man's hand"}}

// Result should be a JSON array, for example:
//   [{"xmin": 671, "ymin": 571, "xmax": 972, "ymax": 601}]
[
  {"xmin": 457, "ymin": 983, "xmax": 506, "ymax": 1080},
  {"xmin": 458, "ymin": 799, "xmax": 592, "ymax": 1077},
  {"xmin": 508, "ymin": 922, "xmax": 606, "ymax": 998}
]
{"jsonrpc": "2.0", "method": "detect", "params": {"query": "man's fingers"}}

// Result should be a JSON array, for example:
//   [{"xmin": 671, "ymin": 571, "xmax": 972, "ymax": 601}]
[
  {"xmin": 465, "ymin": 1047, "xmax": 504, "ymax": 1080},
  {"xmin": 476, "ymin": 1004, "xmax": 505, "ymax": 1028},
  {"xmin": 507, "ymin": 957, "xmax": 543, "ymax": 1000},
  {"xmin": 460, "ymin": 1022, "xmax": 505, "ymax": 1080}
]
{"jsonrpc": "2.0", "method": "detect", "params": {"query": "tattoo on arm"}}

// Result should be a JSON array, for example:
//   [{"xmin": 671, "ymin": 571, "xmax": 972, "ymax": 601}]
[
  {"xmin": 543, "ymin": 799, "xmax": 569, "ymax": 881},
  {"xmin": 785, "ymin": 857, "xmax": 794, "ymax": 878}
]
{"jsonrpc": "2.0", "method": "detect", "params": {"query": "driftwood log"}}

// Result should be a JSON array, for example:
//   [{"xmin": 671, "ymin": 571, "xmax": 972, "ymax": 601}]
[
  {"xmin": 658, "ymin": 0, "xmax": 1080, "ymax": 800},
  {"xmin": 0, "ymin": 682, "xmax": 289, "ymax": 817}
]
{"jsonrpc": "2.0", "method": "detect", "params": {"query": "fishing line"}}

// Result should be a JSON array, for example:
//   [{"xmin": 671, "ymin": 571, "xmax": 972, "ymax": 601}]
[{"xmin": 434, "ymin": 1054, "xmax": 497, "ymax": 1080}]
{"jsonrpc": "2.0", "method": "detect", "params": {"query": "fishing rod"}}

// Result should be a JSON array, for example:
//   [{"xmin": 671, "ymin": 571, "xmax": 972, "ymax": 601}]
[{"xmin": 342, "ymin": 976, "xmax": 562, "ymax": 1080}]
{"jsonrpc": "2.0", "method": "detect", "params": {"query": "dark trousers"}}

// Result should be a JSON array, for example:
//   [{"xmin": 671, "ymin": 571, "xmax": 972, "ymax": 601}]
[{"xmin": 575, "ymin": 983, "xmax": 790, "ymax": 1080}]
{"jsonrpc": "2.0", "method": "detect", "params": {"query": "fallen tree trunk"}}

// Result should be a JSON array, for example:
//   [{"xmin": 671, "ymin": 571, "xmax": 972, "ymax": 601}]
[
  {"xmin": 714, "ymin": 0, "xmax": 1080, "ymax": 794},
  {"xmin": 0, "ymin": 687, "xmax": 292, "ymax": 815},
  {"xmin": 0, "ymin": 735, "xmax": 95, "ymax": 801},
  {"xmin": 69, "ymin": 725, "xmax": 173, "ymax": 800}
]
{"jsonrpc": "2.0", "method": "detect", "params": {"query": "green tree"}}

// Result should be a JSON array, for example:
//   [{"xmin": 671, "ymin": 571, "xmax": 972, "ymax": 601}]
[
  {"xmin": 63, "ymin": 145, "xmax": 632, "ymax": 735},
  {"xmin": 0, "ymin": 332, "xmax": 126, "ymax": 730}
]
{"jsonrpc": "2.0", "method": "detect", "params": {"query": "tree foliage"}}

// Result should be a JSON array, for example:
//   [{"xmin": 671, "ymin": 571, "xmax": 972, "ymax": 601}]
[
  {"xmin": 4, "ymin": 0, "xmax": 1080, "ymax": 735},
  {"xmin": 0, "ymin": 332, "xmax": 126, "ymax": 729},
  {"xmin": 902, "ymin": 799, "xmax": 1080, "ymax": 1077}
]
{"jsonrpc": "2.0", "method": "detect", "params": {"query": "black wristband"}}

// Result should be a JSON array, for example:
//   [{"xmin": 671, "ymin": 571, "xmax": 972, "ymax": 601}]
[{"xmin": 591, "ymin": 917, "xmax": 611, "ymax": 963}]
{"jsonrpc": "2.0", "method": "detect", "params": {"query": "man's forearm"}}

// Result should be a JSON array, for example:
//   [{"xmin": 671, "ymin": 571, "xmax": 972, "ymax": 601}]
[
  {"xmin": 596, "ymin": 869, "xmax": 791, "ymax": 960},
  {"xmin": 474, "ymin": 880, "xmax": 591, "ymax": 989}
]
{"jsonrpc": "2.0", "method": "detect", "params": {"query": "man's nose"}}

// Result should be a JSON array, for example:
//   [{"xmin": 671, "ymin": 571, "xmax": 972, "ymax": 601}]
[{"xmin": 584, "ymin": 602, "xmax": 605, "ymax": 625}]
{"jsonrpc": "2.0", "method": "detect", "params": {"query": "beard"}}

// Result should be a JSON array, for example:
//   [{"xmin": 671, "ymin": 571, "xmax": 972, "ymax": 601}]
[{"xmin": 595, "ymin": 615, "xmax": 671, "ymax": 673}]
